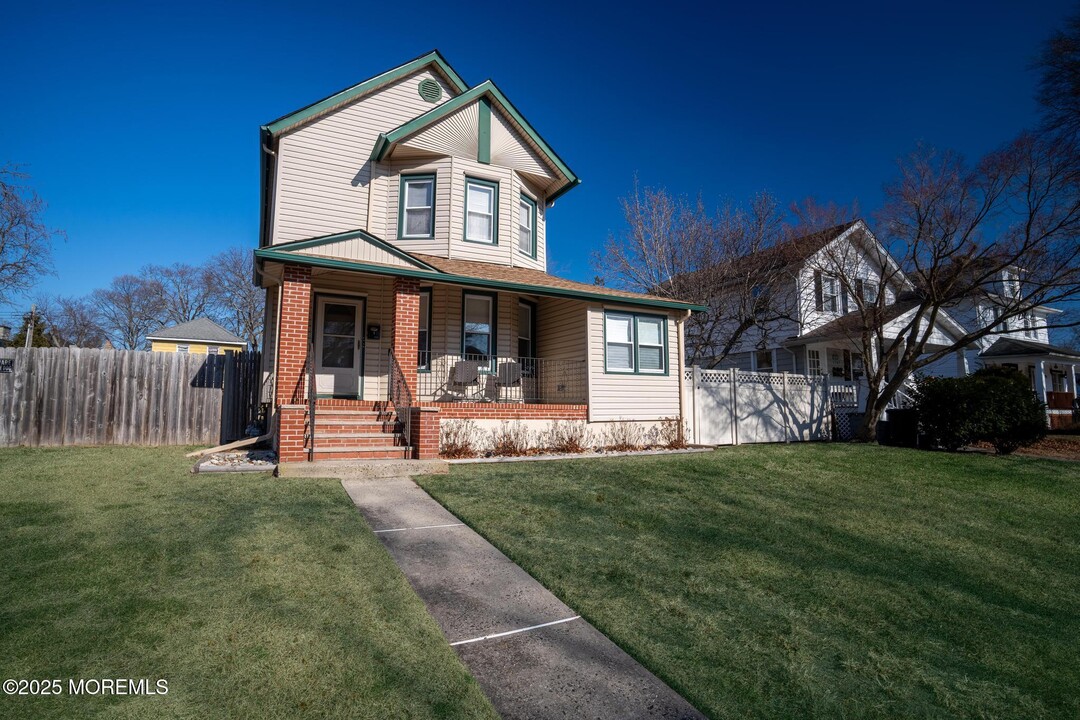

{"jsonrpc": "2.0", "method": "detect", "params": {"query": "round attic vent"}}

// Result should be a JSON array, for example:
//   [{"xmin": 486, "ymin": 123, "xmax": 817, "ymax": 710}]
[{"xmin": 418, "ymin": 78, "xmax": 442, "ymax": 103}]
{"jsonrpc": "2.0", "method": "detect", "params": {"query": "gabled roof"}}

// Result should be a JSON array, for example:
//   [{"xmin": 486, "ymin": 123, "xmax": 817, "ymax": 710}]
[
  {"xmin": 979, "ymin": 337, "xmax": 1080, "ymax": 359},
  {"xmin": 255, "ymin": 232, "xmax": 705, "ymax": 312},
  {"xmin": 370, "ymin": 80, "xmax": 580, "ymax": 202},
  {"xmin": 146, "ymin": 318, "xmax": 246, "ymax": 345},
  {"xmin": 787, "ymin": 294, "xmax": 968, "ymax": 347},
  {"xmin": 262, "ymin": 50, "xmax": 469, "ymax": 137}
]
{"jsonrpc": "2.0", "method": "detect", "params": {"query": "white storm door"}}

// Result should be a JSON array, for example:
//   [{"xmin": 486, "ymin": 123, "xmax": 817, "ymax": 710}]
[{"xmin": 314, "ymin": 297, "xmax": 364, "ymax": 398}]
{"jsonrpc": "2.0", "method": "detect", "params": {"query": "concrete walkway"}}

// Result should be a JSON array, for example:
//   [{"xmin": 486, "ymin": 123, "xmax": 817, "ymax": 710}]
[{"xmin": 342, "ymin": 476, "xmax": 706, "ymax": 720}]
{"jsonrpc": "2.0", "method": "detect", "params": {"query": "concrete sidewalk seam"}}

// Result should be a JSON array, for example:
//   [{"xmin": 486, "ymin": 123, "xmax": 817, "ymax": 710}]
[
  {"xmin": 373, "ymin": 522, "xmax": 465, "ymax": 533},
  {"xmin": 449, "ymin": 616, "xmax": 581, "ymax": 647}
]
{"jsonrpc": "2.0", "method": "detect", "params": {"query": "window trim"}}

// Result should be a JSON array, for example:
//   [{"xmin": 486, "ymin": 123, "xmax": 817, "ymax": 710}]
[
  {"xmin": 753, "ymin": 349, "xmax": 775, "ymax": 373},
  {"xmin": 603, "ymin": 310, "xmax": 669, "ymax": 375},
  {"xmin": 518, "ymin": 299, "xmax": 537, "ymax": 358},
  {"xmin": 176, "ymin": 344, "xmax": 189, "ymax": 354},
  {"xmin": 207, "ymin": 345, "xmax": 220, "ymax": 355},
  {"xmin": 463, "ymin": 177, "xmax": 499, "ymax": 245},
  {"xmin": 398, "ymin": 174, "xmax": 436, "ymax": 239},
  {"xmin": 517, "ymin": 193, "xmax": 537, "ymax": 259},
  {"xmin": 418, "ymin": 287, "xmax": 432, "ymax": 372},
  {"xmin": 461, "ymin": 290, "xmax": 498, "ymax": 373}
]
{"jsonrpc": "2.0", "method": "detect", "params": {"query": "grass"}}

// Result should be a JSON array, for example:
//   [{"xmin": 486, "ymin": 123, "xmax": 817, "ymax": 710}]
[
  {"xmin": 418, "ymin": 444, "xmax": 1080, "ymax": 719},
  {"xmin": 0, "ymin": 447, "xmax": 497, "ymax": 720}
]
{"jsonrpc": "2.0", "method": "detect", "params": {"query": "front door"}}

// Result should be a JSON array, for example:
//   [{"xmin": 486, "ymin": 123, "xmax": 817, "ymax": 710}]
[{"xmin": 314, "ymin": 297, "xmax": 364, "ymax": 398}]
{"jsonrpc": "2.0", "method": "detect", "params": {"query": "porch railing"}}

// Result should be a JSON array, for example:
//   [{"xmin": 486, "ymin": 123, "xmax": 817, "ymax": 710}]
[
  {"xmin": 417, "ymin": 352, "xmax": 587, "ymax": 404},
  {"xmin": 307, "ymin": 342, "xmax": 316, "ymax": 461},
  {"xmin": 388, "ymin": 349, "xmax": 413, "ymax": 449}
]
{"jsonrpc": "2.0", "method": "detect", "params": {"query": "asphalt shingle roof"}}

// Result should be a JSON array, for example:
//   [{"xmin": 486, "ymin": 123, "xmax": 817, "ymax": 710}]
[{"xmin": 145, "ymin": 318, "xmax": 246, "ymax": 346}]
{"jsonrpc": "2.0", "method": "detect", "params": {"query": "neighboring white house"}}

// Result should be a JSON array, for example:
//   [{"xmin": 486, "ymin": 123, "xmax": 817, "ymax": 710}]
[{"xmin": 254, "ymin": 50, "xmax": 704, "ymax": 461}]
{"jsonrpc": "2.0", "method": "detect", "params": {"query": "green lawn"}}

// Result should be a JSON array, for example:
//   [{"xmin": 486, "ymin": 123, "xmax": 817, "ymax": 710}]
[
  {"xmin": 0, "ymin": 447, "xmax": 496, "ymax": 720},
  {"xmin": 418, "ymin": 445, "xmax": 1080, "ymax": 720}
]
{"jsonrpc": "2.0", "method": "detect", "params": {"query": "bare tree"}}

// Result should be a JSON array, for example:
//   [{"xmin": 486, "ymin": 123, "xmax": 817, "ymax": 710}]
[
  {"xmin": 36, "ymin": 295, "xmax": 106, "ymax": 347},
  {"xmin": 597, "ymin": 183, "xmax": 806, "ymax": 366},
  {"xmin": 144, "ymin": 262, "xmax": 215, "ymax": 325},
  {"xmin": 0, "ymin": 166, "xmax": 59, "ymax": 306},
  {"xmin": 207, "ymin": 247, "xmax": 265, "ymax": 349},
  {"xmin": 1035, "ymin": 6, "xmax": 1080, "ymax": 138},
  {"xmin": 813, "ymin": 135, "xmax": 1080, "ymax": 440},
  {"xmin": 92, "ymin": 274, "xmax": 165, "ymax": 349}
]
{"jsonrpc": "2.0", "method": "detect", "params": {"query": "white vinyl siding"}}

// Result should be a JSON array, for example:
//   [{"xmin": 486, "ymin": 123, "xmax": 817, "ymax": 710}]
[
  {"xmin": 588, "ymin": 306, "xmax": 679, "ymax": 421},
  {"xmin": 271, "ymin": 68, "xmax": 456, "ymax": 245}
]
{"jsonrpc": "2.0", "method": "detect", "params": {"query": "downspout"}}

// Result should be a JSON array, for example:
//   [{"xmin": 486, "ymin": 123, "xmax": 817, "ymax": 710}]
[{"xmin": 677, "ymin": 309, "xmax": 690, "ymax": 445}]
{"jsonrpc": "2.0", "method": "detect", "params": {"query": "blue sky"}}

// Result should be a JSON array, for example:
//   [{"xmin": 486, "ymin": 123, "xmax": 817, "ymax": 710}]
[{"xmin": 1, "ymin": 0, "xmax": 1075, "ymax": 318}]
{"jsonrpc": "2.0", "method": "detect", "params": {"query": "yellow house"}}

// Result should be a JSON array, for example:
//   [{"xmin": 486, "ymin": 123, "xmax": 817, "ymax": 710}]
[{"xmin": 147, "ymin": 318, "xmax": 247, "ymax": 355}]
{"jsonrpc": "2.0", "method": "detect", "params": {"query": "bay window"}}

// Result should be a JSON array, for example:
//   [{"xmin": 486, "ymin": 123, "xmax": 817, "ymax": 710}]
[{"xmin": 465, "ymin": 178, "xmax": 498, "ymax": 244}]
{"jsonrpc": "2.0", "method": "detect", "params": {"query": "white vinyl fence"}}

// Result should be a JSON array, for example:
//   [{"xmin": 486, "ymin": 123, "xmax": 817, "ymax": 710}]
[{"xmin": 684, "ymin": 367, "xmax": 862, "ymax": 445}]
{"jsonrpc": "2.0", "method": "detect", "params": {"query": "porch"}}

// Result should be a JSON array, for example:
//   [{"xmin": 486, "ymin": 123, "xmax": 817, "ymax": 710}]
[{"xmin": 979, "ymin": 338, "xmax": 1080, "ymax": 429}]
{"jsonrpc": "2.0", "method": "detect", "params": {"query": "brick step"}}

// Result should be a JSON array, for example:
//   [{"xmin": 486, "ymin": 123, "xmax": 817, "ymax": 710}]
[
  {"xmin": 311, "ymin": 447, "xmax": 414, "ymax": 461},
  {"xmin": 308, "ymin": 420, "xmax": 402, "ymax": 432},
  {"xmin": 309, "ymin": 410, "xmax": 398, "ymax": 421},
  {"xmin": 311, "ymin": 434, "xmax": 408, "ymax": 448}
]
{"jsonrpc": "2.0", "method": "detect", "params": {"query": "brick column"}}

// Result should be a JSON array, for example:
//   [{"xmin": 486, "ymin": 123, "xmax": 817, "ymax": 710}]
[
  {"xmin": 391, "ymin": 276, "xmax": 420, "ymax": 395},
  {"xmin": 412, "ymin": 407, "xmax": 441, "ymax": 459},
  {"xmin": 276, "ymin": 265, "xmax": 313, "ymax": 406}
]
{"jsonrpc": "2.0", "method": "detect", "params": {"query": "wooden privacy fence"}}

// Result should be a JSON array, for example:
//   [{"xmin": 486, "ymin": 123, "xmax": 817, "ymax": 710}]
[
  {"xmin": 684, "ymin": 367, "xmax": 862, "ymax": 445},
  {"xmin": 0, "ymin": 347, "xmax": 262, "ymax": 447}
]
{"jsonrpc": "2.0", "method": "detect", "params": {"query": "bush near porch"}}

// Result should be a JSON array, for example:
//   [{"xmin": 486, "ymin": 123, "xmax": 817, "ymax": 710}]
[{"xmin": 419, "ymin": 444, "xmax": 1080, "ymax": 720}]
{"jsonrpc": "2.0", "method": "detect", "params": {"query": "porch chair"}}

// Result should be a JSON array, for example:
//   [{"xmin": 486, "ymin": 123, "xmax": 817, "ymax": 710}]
[
  {"xmin": 495, "ymin": 361, "xmax": 523, "ymax": 403},
  {"xmin": 449, "ymin": 359, "xmax": 484, "ymax": 401}
]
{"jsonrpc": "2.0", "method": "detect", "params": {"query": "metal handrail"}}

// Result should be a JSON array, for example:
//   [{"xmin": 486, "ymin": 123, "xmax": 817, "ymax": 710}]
[
  {"xmin": 307, "ymin": 342, "xmax": 316, "ymax": 461},
  {"xmin": 388, "ymin": 349, "xmax": 413, "ymax": 451}
]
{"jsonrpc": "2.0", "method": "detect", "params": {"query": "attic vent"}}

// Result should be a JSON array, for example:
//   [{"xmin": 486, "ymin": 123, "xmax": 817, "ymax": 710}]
[{"xmin": 418, "ymin": 78, "xmax": 442, "ymax": 103}]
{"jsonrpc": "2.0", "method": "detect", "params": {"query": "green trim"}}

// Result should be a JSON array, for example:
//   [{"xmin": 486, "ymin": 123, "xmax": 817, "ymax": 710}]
[
  {"xmin": 263, "ymin": 228, "xmax": 440, "ymax": 272},
  {"xmin": 478, "ymin": 98, "xmax": 491, "ymax": 164},
  {"xmin": 602, "ymin": 310, "xmax": 669, "ymax": 376},
  {"xmin": 463, "ymin": 177, "xmax": 499, "ymax": 245},
  {"xmin": 398, "ymin": 174, "xmax": 436, "ymax": 239},
  {"xmin": 264, "ymin": 51, "xmax": 468, "ymax": 136},
  {"xmin": 254, "ymin": 248, "xmax": 707, "ymax": 311},
  {"xmin": 518, "ymin": 298, "xmax": 538, "ymax": 358},
  {"xmin": 370, "ymin": 80, "xmax": 579, "ymax": 199},
  {"xmin": 418, "ymin": 287, "xmax": 433, "ymax": 372},
  {"xmin": 461, "ymin": 289, "xmax": 498, "ymax": 373},
  {"xmin": 518, "ymin": 193, "xmax": 538, "ymax": 259}
]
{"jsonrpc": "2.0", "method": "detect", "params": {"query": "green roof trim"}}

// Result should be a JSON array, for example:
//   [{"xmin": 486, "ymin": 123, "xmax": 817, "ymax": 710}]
[
  {"xmin": 263, "ymin": 50, "xmax": 469, "ymax": 136},
  {"xmin": 370, "ymin": 80, "xmax": 579, "ymax": 197},
  {"xmin": 263, "ymin": 229, "xmax": 442, "ymax": 272},
  {"xmin": 255, "ymin": 247, "xmax": 705, "ymax": 312},
  {"xmin": 477, "ymin": 97, "xmax": 491, "ymax": 164}
]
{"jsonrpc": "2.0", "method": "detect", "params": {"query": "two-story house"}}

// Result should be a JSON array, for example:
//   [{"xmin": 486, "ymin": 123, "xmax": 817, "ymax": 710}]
[
  {"xmin": 254, "ymin": 51, "xmax": 703, "ymax": 462},
  {"xmin": 921, "ymin": 266, "xmax": 1079, "ymax": 428},
  {"xmin": 712, "ymin": 220, "xmax": 968, "ymax": 405}
]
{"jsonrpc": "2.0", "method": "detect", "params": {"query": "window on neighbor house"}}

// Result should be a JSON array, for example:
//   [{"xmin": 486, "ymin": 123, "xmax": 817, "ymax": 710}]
[
  {"xmin": 855, "ymin": 279, "xmax": 878, "ymax": 304},
  {"xmin": 1051, "ymin": 371, "xmax": 1067, "ymax": 392},
  {"xmin": 604, "ymin": 312, "xmax": 667, "ymax": 374},
  {"xmin": 755, "ymin": 350, "xmax": 774, "ymax": 372},
  {"xmin": 814, "ymin": 271, "xmax": 840, "ymax": 313},
  {"xmin": 808, "ymin": 349, "xmax": 822, "ymax": 376},
  {"xmin": 465, "ymin": 179, "xmax": 497, "ymax": 244},
  {"xmin": 518, "ymin": 195, "xmax": 536, "ymax": 257},
  {"xmin": 401, "ymin": 176, "xmax": 435, "ymax": 238},
  {"xmin": 462, "ymin": 293, "xmax": 494, "ymax": 363},
  {"xmin": 1024, "ymin": 312, "xmax": 1037, "ymax": 338},
  {"xmin": 207, "ymin": 346, "xmax": 220, "ymax": 355},
  {"xmin": 418, "ymin": 289, "xmax": 431, "ymax": 370},
  {"xmin": 176, "ymin": 345, "xmax": 189, "ymax": 354}
]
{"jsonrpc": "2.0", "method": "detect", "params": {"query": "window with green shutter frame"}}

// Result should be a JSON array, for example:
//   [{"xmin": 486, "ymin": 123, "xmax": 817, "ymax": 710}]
[{"xmin": 603, "ymin": 311, "xmax": 667, "ymax": 374}]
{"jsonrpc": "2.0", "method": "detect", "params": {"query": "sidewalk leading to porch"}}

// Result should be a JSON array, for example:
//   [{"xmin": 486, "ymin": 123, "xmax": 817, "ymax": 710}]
[{"xmin": 342, "ymin": 476, "xmax": 706, "ymax": 720}]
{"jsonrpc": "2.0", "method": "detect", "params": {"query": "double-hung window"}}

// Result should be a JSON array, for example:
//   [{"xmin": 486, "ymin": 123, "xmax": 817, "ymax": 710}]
[
  {"xmin": 462, "ymin": 292, "xmax": 495, "ymax": 365},
  {"xmin": 604, "ymin": 312, "xmax": 666, "ymax": 374},
  {"xmin": 465, "ymin": 178, "xmax": 497, "ymax": 244},
  {"xmin": 400, "ymin": 175, "xmax": 435, "ymax": 238},
  {"xmin": 518, "ymin": 194, "xmax": 536, "ymax": 257},
  {"xmin": 815, "ymin": 270, "xmax": 840, "ymax": 313}
]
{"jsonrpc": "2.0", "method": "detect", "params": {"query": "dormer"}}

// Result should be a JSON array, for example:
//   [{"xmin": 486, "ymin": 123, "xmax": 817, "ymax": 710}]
[{"xmin": 259, "ymin": 52, "xmax": 579, "ymax": 273}]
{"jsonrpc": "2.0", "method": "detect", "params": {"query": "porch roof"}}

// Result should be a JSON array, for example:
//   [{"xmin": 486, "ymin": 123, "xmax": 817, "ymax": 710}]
[
  {"xmin": 980, "ymin": 337, "xmax": 1080, "ymax": 360},
  {"xmin": 255, "ymin": 233, "xmax": 707, "ymax": 312},
  {"xmin": 786, "ymin": 298, "xmax": 967, "ymax": 347}
]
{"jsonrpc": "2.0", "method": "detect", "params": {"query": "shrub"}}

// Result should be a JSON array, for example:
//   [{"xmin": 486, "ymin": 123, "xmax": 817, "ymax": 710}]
[
  {"xmin": 440, "ymin": 419, "xmax": 481, "ymax": 459},
  {"xmin": 914, "ymin": 367, "xmax": 1047, "ymax": 455},
  {"xmin": 601, "ymin": 422, "xmax": 645, "ymax": 452},
  {"xmin": 489, "ymin": 421, "xmax": 532, "ymax": 457},
  {"xmin": 656, "ymin": 417, "xmax": 688, "ymax": 449},
  {"xmin": 542, "ymin": 420, "xmax": 592, "ymax": 454}
]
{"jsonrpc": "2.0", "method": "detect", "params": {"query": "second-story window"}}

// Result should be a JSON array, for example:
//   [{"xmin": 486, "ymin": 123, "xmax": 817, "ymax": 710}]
[
  {"xmin": 400, "ymin": 175, "xmax": 435, "ymax": 238},
  {"xmin": 518, "ymin": 194, "xmax": 536, "ymax": 257},
  {"xmin": 814, "ymin": 270, "xmax": 840, "ymax": 313},
  {"xmin": 465, "ymin": 178, "xmax": 498, "ymax": 244}
]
